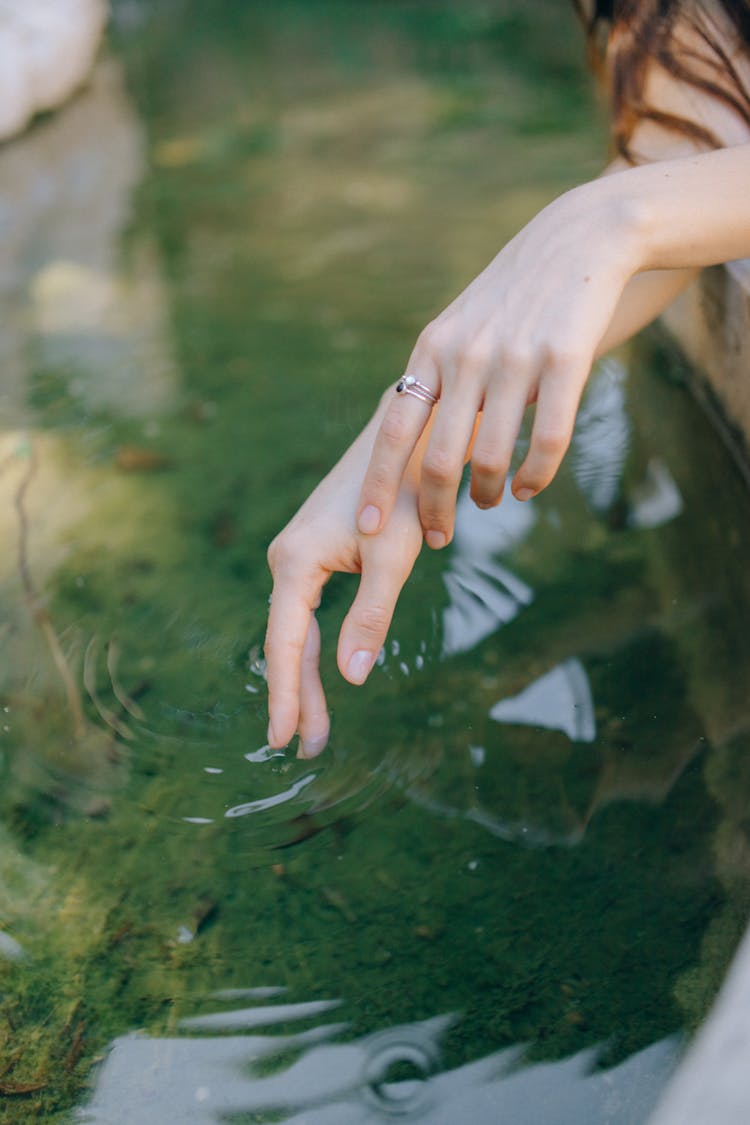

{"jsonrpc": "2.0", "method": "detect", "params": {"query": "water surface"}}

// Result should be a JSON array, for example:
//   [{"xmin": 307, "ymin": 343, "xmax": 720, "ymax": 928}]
[{"xmin": 1, "ymin": 2, "xmax": 750, "ymax": 1121}]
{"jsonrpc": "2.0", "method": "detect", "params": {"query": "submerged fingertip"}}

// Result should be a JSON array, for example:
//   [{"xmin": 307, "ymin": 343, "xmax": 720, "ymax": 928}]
[
  {"xmin": 298, "ymin": 733, "xmax": 329, "ymax": 759},
  {"xmin": 267, "ymin": 719, "xmax": 294, "ymax": 750}
]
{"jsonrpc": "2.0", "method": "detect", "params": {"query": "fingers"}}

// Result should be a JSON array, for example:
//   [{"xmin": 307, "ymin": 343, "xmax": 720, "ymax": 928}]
[
  {"xmin": 512, "ymin": 361, "xmax": 587, "ymax": 501},
  {"xmin": 297, "ymin": 615, "xmax": 330, "ymax": 759},
  {"xmin": 357, "ymin": 356, "xmax": 440, "ymax": 539},
  {"xmin": 265, "ymin": 546, "xmax": 324, "ymax": 750},
  {"xmin": 418, "ymin": 386, "xmax": 481, "ymax": 547},
  {"xmin": 469, "ymin": 381, "xmax": 528, "ymax": 508},
  {"xmin": 337, "ymin": 524, "xmax": 420, "ymax": 686}
]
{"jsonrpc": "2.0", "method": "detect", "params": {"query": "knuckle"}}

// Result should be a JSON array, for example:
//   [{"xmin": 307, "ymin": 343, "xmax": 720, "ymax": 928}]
[
  {"xmin": 472, "ymin": 445, "xmax": 509, "ymax": 478},
  {"xmin": 499, "ymin": 344, "xmax": 534, "ymax": 374},
  {"xmin": 415, "ymin": 318, "xmax": 452, "ymax": 362},
  {"xmin": 366, "ymin": 466, "xmax": 392, "ymax": 497},
  {"xmin": 423, "ymin": 448, "xmax": 459, "ymax": 486},
  {"xmin": 380, "ymin": 410, "xmax": 410, "ymax": 446},
  {"xmin": 459, "ymin": 340, "xmax": 493, "ymax": 377},
  {"xmin": 545, "ymin": 343, "xmax": 583, "ymax": 374},
  {"xmin": 353, "ymin": 604, "xmax": 391, "ymax": 639},
  {"xmin": 267, "ymin": 530, "xmax": 304, "ymax": 575},
  {"xmin": 534, "ymin": 427, "xmax": 568, "ymax": 459}
]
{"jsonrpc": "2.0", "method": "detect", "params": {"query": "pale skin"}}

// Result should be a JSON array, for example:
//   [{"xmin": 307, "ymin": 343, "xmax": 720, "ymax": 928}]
[{"xmin": 265, "ymin": 29, "xmax": 750, "ymax": 759}]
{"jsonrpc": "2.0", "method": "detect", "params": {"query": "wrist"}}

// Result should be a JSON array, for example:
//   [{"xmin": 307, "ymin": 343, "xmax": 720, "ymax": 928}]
[{"xmin": 576, "ymin": 173, "xmax": 653, "ymax": 279}]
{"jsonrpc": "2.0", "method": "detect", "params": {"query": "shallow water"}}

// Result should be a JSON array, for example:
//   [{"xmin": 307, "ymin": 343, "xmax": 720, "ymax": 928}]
[{"xmin": 1, "ymin": 2, "xmax": 750, "ymax": 1121}]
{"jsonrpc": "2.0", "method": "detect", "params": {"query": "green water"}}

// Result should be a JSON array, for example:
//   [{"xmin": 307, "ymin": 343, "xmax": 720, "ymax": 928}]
[{"xmin": 1, "ymin": 1, "xmax": 750, "ymax": 1121}]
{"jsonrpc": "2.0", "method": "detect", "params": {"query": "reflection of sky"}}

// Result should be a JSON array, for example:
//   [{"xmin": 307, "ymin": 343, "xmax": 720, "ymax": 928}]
[
  {"xmin": 571, "ymin": 360, "xmax": 630, "ymax": 514},
  {"xmin": 440, "ymin": 357, "xmax": 683, "ymax": 756},
  {"xmin": 441, "ymin": 359, "xmax": 683, "ymax": 657},
  {"xmin": 77, "ymin": 991, "xmax": 681, "ymax": 1124},
  {"xmin": 441, "ymin": 483, "xmax": 535, "ymax": 657},
  {"xmin": 170, "ymin": 357, "xmax": 687, "ymax": 848},
  {"xmin": 490, "ymin": 658, "xmax": 596, "ymax": 743}
]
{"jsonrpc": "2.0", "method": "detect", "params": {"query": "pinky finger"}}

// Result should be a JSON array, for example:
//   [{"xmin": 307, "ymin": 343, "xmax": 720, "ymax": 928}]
[{"xmin": 512, "ymin": 369, "xmax": 586, "ymax": 500}]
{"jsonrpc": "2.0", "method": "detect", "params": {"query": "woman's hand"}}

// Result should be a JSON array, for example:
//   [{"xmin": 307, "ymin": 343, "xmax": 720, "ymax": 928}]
[
  {"xmin": 265, "ymin": 411, "xmax": 424, "ymax": 757},
  {"xmin": 356, "ymin": 177, "xmax": 643, "ymax": 548},
  {"xmin": 357, "ymin": 138, "xmax": 750, "ymax": 548},
  {"xmin": 264, "ymin": 141, "xmax": 750, "ymax": 755}
]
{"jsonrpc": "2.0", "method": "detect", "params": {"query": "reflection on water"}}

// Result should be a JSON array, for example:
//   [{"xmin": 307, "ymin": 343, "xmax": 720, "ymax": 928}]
[
  {"xmin": 0, "ymin": 1, "xmax": 749, "ymax": 1120},
  {"xmin": 77, "ymin": 989, "xmax": 680, "ymax": 1124},
  {"xmin": 490, "ymin": 658, "xmax": 596, "ymax": 744}
]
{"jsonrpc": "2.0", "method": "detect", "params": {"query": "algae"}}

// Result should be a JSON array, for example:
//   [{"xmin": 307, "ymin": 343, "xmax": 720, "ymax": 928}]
[{"xmin": 0, "ymin": 2, "xmax": 747, "ymax": 1121}]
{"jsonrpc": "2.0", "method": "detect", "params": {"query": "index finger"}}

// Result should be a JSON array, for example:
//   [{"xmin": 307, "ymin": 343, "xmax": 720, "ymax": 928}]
[
  {"xmin": 356, "ymin": 366, "xmax": 439, "ymax": 538},
  {"xmin": 264, "ymin": 567, "xmax": 323, "ymax": 749}
]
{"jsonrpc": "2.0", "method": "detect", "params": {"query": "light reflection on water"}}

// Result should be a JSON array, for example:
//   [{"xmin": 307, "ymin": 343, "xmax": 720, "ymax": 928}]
[
  {"xmin": 164, "ymin": 357, "xmax": 687, "ymax": 853},
  {"xmin": 77, "ymin": 991, "xmax": 680, "ymax": 1125},
  {"xmin": 0, "ymin": 3, "xmax": 749, "ymax": 1120}
]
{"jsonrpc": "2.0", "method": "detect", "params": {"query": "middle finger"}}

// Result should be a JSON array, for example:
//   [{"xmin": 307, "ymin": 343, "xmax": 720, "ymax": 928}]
[
  {"xmin": 419, "ymin": 385, "xmax": 483, "ymax": 548},
  {"xmin": 297, "ymin": 615, "xmax": 330, "ymax": 759}
]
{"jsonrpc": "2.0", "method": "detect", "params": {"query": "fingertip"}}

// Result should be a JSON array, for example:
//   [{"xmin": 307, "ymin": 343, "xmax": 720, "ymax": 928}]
[
  {"xmin": 267, "ymin": 721, "xmax": 288, "ymax": 750},
  {"xmin": 513, "ymin": 486, "xmax": 536, "ymax": 502},
  {"xmin": 425, "ymin": 529, "xmax": 448, "ymax": 550},
  {"xmin": 357, "ymin": 504, "xmax": 381, "ymax": 535},
  {"xmin": 344, "ymin": 649, "xmax": 375, "ymax": 685},
  {"xmin": 298, "ymin": 731, "xmax": 329, "ymax": 759}
]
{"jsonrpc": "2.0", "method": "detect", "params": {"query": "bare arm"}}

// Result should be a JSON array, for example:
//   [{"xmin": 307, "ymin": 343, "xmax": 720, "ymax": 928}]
[
  {"xmin": 356, "ymin": 142, "xmax": 750, "ymax": 548},
  {"xmin": 265, "ymin": 25, "xmax": 750, "ymax": 754}
]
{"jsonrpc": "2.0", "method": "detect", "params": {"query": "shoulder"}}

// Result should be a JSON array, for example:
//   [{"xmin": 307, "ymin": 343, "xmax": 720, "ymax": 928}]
[{"xmin": 619, "ymin": 0, "xmax": 750, "ymax": 159}]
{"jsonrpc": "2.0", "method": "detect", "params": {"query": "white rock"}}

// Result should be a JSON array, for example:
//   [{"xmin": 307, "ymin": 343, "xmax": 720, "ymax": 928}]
[{"xmin": 0, "ymin": 0, "xmax": 108, "ymax": 141}]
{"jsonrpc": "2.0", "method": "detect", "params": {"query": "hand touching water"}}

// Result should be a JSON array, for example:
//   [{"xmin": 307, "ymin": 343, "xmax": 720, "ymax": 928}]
[
  {"xmin": 265, "ymin": 144, "xmax": 750, "ymax": 754},
  {"xmin": 265, "ymin": 408, "xmax": 424, "ymax": 757}
]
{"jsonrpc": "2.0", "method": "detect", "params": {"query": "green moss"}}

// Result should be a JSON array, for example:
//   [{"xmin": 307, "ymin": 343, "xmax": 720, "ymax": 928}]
[{"xmin": 0, "ymin": 2, "xmax": 748, "ymax": 1120}]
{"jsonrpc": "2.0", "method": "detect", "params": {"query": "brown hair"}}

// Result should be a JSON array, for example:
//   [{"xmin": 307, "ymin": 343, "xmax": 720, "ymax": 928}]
[{"xmin": 573, "ymin": 0, "xmax": 750, "ymax": 159}]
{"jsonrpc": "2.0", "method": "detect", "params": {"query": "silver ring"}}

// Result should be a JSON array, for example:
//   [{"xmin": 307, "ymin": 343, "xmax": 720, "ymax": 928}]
[{"xmin": 396, "ymin": 375, "xmax": 439, "ymax": 407}]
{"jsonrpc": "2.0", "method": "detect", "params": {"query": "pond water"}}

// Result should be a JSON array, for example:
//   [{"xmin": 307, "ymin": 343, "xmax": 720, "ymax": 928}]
[{"xmin": 2, "ymin": 1, "xmax": 750, "ymax": 1122}]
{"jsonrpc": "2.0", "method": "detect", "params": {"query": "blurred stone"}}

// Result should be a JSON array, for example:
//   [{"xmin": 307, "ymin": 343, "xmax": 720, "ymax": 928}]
[
  {"xmin": 0, "ymin": 0, "xmax": 108, "ymax": 142},
  {"xmin": 649, "ymin": 923, "xmax": 750, "ymax": 1125}
]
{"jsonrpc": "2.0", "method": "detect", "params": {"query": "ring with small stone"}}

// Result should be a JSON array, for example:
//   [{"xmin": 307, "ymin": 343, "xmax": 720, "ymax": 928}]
[{"xmin": 395, "ymin": 375, "xmax": 439, "ymax": 406}]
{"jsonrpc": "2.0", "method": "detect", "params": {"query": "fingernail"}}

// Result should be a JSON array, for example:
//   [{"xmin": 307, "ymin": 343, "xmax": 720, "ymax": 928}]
[
  {"xmin": 346, "ymin": 650, "xmax": 374, "ymax": 684},
  {"xmin": 425, "ymin": 530, "xmax": 447, "ymax": 550},
  {"xmin": 515, "ymin": 488, "xmax": 535, "ymax": 502},
  {"xmin": 298, "ymin": 734, "xmax": 329, "ymax": 759},
  {"xmin": 358, "ymin": 505, "xmax": 381, "ymax": 534}
]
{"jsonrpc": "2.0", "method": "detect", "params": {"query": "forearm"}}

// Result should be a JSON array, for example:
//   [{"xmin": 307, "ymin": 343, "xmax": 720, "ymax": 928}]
[
  {"xmin": 593, "ymin": 143, "xmax": 750, "ymax": 275},
  {"xmin": 585, "ymin": 142, "xmax": 750, "ymax": 356},
  {"xmin": 595, "ymin": 265, "xmax": 698, "ymax": 357}
]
